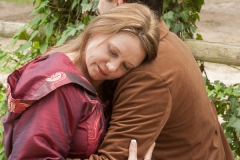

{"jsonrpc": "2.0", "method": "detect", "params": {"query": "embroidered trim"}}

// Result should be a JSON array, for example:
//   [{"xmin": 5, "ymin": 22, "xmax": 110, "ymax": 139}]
[
  {"xmin": 88, "ymin": 109, "xmax": 104, "ymax": 143},
  {"xmin": 46, "ymin": 72, "xmax": 67, "ymax": 90},
  {"xmin": 46, "ymin": 72, "xmax": 66, "ymax": 82},
  {"xmin": 7, "ymin": 93, "xmax": 30, "ymax": 113}
]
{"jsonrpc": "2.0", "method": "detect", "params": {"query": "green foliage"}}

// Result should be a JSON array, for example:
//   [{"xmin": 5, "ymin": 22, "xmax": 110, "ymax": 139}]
[
  {"xmin": 0, "ymin": 83, "xmax": 7, "ymax": 160},
  {"xmin": 162, "ymin": 0, "xmax": 204, "ymax": 40},
  {"xmin": 5, "ymin": 0, "xmax": 98, "ymax": 69},
  {"xmin": 205, "ymin": 79, "xmax": 240, "ymax": 158},
  {"xmin": 0, "ymin": 0, "xmax": 239, "ymax": 159}
]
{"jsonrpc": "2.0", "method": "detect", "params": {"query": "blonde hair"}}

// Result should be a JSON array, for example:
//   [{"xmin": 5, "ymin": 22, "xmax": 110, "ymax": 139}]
[{"xmin": 44, "ymin": 3, "xmax": 159, "ymax": 64}]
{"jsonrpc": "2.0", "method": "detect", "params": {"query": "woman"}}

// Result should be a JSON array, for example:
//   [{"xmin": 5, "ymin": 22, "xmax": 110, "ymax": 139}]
[{"xmin": 2, "ymin": 3, "xmax": 159, "ymax": 160}]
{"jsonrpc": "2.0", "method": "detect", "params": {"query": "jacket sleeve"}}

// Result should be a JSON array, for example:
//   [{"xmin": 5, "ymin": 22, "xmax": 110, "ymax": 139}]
[
  {"xmin": 10, "ymin": 84, "xmax": 83, "ymax": 160},
  {"xmin": 89, "ymin": 70, "xmax": 172, "ymax": 159}
]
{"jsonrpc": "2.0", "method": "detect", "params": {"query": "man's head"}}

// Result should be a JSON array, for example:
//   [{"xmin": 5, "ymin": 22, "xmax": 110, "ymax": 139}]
[{"xmin": 98, "ymin": 0, "xmax": 163, "ymax": 19}]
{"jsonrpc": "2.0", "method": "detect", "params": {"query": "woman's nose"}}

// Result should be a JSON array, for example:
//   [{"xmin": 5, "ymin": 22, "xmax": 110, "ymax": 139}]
[{"xmin": 106, "ymin": 61, "xmax": 119, "ymax": 72}]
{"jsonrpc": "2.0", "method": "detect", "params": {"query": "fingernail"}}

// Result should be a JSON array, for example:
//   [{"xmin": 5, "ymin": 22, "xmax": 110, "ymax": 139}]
[{"xmin": 131, "ymin": 139, "xmax": 136, "ymax": 143}]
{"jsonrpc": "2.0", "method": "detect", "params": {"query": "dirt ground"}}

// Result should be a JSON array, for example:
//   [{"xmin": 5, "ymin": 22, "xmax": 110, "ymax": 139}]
[
  {"xmin": 196, "ymin": 0, "xmax": 240, "ymax": 45},
  {"xmin": 0, "ymin": 1, "xmax": 34, "ymax": 22},
  {"xmin": 0, "ymin": 0, "xmax": 240, "ymax": 85}
]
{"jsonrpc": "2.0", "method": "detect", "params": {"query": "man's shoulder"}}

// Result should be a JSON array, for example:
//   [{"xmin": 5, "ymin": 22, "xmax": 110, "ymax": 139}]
[{"xmin": 118, "ymin": 29, "xmax": 196, "ymax": 84}]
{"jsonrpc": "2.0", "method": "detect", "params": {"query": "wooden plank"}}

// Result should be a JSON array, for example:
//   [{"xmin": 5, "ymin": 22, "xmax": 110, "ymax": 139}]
[
  {"xmin": 185, "ymin": 40, "xmax": 240, "ymax": 66},
  {"xmin": 0, "ymin": 21, "xmax": 25, "ymax": 38}
]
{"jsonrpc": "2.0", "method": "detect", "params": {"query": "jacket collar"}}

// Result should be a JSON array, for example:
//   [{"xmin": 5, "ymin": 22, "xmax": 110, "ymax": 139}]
[{"xmin": 159, "ymin": 19, "xmax": 169, "ymax": 40}]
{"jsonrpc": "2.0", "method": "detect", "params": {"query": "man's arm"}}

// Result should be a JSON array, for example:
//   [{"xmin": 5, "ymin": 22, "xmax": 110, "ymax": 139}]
[
  {"xmin": 67, "ymin": 140, "xmax": 155, "ymax": 160},
  {"xmin": 90, "ymin": 70, "xmax": 172, "ymax": 159}
]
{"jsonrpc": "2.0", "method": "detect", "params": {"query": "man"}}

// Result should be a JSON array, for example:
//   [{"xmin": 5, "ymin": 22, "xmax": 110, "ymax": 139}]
[{"xmin": 90, "ymin": 0, "xmax": 234, "ymax": 159}]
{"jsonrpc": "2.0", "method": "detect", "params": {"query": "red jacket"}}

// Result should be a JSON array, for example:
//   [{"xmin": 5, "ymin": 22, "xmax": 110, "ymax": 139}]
[{"xmin": 2, "ymin": 53, "xmax": 108, "ymax": 159}]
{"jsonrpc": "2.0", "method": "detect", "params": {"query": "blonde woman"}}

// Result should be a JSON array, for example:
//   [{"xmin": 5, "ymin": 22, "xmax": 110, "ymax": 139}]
[{"xmin": 2, "ymin": 3, "xmax": 159, "ymax": 160}]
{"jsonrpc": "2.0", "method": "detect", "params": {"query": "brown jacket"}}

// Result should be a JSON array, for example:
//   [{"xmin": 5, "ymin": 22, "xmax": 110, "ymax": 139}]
[{"xmin": 90, "ymin": 20, "xmax": 234, "ymax": 160}]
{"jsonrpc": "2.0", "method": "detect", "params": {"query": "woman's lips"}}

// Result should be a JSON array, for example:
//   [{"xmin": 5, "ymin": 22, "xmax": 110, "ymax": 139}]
[{"xmin": 98, "ymin": 66, "xmax": 108, "ymax": 76}]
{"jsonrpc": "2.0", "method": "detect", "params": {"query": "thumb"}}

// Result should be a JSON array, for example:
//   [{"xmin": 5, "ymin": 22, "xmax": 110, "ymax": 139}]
[{"xmin": 128, "ymin": 139, "xmax": 138, "ymax": 160}]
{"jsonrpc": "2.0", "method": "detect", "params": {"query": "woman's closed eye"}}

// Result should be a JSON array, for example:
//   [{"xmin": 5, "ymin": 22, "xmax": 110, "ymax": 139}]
[
  {"xmin": 109, "ymin": 48, "xmax": 118, "ymax": 57},
  {"xmin": 123, "ymin": 63, "xmax": 132, "ymax": 71}
]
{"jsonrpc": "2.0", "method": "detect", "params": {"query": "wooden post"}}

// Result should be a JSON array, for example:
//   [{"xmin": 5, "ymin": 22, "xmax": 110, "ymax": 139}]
[
  {"xmin": 0, "ymin": 21, "xmax": 26, "ymax": 38},
  {"xmin": 185, "ymin": 40, "xmax": 240, "ymax": 66}
]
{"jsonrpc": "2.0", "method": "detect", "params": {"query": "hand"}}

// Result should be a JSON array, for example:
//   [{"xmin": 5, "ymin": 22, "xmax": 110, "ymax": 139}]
[{"xmin": 128, "ymin": 139, "xmax": 155, "ymax": 160}]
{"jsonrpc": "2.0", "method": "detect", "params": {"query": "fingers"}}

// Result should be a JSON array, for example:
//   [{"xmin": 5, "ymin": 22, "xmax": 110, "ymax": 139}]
[
  {"xmin": 144, "ymin": 142, "xmax": 155, "ymax": 160},
  {"xmin": 128, "ymin": 139, "xmax": 138, "ymax": 160}
]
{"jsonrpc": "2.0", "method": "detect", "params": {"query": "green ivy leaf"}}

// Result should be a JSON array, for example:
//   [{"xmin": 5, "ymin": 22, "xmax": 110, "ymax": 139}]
[
  {"xmin": 196, "ymin": 33, "xmax": 203, "ymax": 40},
  {"xmin": 172, "ymin": 23, "xmax": 184, "ymax": 34},
  {"xmin": 19, "ymin": 49, "xmax": 32, "ymax": 63},
  {"xmin": 38, "ymin": 14, "xmax": 49, "ymax": 26},
  {"xmin": 56, "ymin": 25, "xmax": 77, "ymax": 46},
  {"xmin": 44, "ymin": 6, "xmax": 51, "ymax": 15},
  {"xmin": 28, "ymin": 17, "xmax": 41, "ymax": 28},
  {"xmin": 76, "ymin": 4, "xmax": 82, "ymax": 15},
  {"xmin": 40, "ymin": 42, "xmax": 48, "ymax": 54},
  {"xmin": 207, "ymin": 90, "xmax": 215, "ymax": 98},
  {"xmin": 162, "ymin": 11, "xmax": 175, "ymax": 21},
  {"xmin": 180, "ymin": 10, "xmax": 189, "ymax": 22},
  {"xmin": 232, "ymin": 119, "xmax": 240, "ymax": 135},
  {"xmin": 28, "ymin": 30, "xmax": 39, "ymax": 42},
  {"xmin": 81, "ymin": 0, "xmax": 93, "ymax": 12},
  {"xmin": 237, "ymin": 108, "xmax": 240, "ymax": 117},
  {"xmin": 192, "ymin": 13, "xmax": 200, "ymax": 21},
  {"xmin": 45, "ymin": 20, "xmax": 54, "ymax": 39},
  {"xmin": 16, "ymin": 41, "xmax": 31, "ymax": 52},
  {"xmin": 172, "ymin": 5, "xmax": 180, "ymax": 13},
  {"xmin": 192, "ymin": 0, "xmax": 204, "ymax": 12},
  {"xmin": 214, "ymin": 82, "xmax": 222, "ymax": 92},
  {"xmin": 33, "ymin": 41, "xmax": 40, "ymax": 50},
  {"xmin": 228, "ymin": 115, "xmax": 238, "ymax": 127},
  {"xmin": 92, "ymin": 0, "xmax": 99, "ymax": 11},
  {"xmin": 12, "ymin": 23, "xmax": 29, "ymax": 45},
  {"xmin": 232, "ymin": 85, "xmax": 240, "ymax": 96},
  {"xmin": 76, "ymin": 22, "xmax": 85, "ymax": 31},
  {"xmin": 71, "ymin": 0, "xmax": 79, "ymax": 10},
  {"xmin": 30, "ymin": 0, "xmax": 49, "ymax": 15},
  {"xmin": 224, "ymin": 85, "xmax": 233, "ymax": 95},
  {"xmin": 0, "ymin": 51, "xmax": 7, "ymax": 58},
  {"xmin": 190, "ymin": 25, "xmax": 197, "ymax": 35},
  {"xmin": 229, "ymin": 96, "xmax": 240, "ymax": 112},
  {"xmin": 216, "ymin": 92, "xmax": 224, "ymax": 99}
]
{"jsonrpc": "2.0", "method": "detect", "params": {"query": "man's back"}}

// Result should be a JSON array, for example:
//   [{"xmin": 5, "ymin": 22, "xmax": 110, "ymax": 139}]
[
  {"xmin": 91, "ymin": 20, "xmax": 234, "ymax": 160},
  {"xmin": 147, "ymin": 20, "xmax": 232, "ymax": 159}
]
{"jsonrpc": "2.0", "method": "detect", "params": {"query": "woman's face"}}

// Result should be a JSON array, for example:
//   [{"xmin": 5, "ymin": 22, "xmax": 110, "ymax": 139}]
[{"xmin": 85, "ymin": 32, "xmax": 145, "ymax": 83}]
